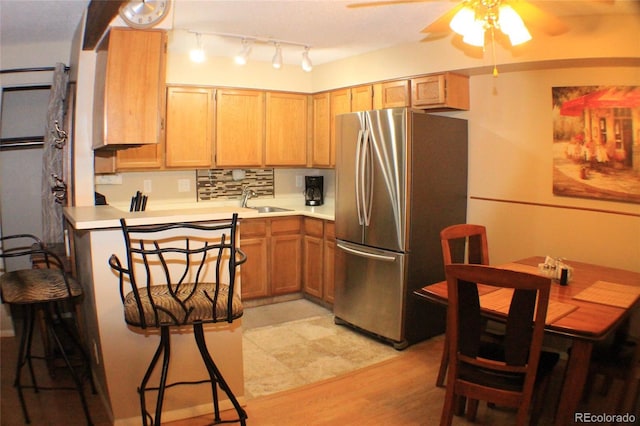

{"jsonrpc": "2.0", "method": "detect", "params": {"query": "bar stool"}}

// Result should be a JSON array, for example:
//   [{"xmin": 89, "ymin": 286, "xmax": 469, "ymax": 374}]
[
  {"xmin": 108, "ymin": 214, "xmax": 247, "ymax": 426},
  {"xmin": 0, "ymin": 234, "xmax": 95, "ymax": 425}
]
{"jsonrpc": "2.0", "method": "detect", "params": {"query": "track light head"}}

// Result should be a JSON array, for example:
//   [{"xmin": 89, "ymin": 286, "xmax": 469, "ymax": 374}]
[
  {"xmin": 234, "ymin": 39, "xmax": 252, "ymax": 65},
  {"xmin": 189, "ymin": 32, "xmax": 206, "ymax": 63},
  {"xmin": 301, "ymin": 46, "xmax": 312, "ymax": 72},
  {"xmin": 272, "ymin": 43, "xmax": 283, "ymax": 69}
]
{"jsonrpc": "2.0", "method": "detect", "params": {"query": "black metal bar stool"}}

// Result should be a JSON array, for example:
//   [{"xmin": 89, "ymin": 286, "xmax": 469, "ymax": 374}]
[
  {"xmin": 108, "ymin": 214, "xmax": 247, "ymax": 426},
  {"xmin": 0, "ymin": 234, "xmax": 96, "ymax": 425}
]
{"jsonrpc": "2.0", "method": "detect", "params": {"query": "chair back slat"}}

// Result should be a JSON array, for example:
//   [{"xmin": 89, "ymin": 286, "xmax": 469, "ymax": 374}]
[{"xmin": 440, "ymin": 224, "xmax": 489, "ymax": 266}]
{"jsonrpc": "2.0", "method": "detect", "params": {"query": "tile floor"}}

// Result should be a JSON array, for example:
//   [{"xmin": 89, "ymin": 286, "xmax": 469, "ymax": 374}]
[{"xmin": 241, "ymin": 299, "xmax": 403, "ymax": 399}]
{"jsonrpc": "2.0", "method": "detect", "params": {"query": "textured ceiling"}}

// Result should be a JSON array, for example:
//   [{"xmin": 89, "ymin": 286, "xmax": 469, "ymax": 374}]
[{"xmin": 1, "ymin": 0, "xmax": 639, "ymax": 66}]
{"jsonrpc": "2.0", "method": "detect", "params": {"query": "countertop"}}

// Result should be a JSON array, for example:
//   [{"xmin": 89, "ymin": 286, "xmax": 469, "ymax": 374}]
[{"xmin": 63, "ymin": 197, "xmax": 335, "ymax": 230}]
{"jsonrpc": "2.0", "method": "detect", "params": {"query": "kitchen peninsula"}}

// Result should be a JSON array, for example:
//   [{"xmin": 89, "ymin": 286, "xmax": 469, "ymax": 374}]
[{"xmin": 63, "ymin": 201, "xmax": 334, "ymax": 425}]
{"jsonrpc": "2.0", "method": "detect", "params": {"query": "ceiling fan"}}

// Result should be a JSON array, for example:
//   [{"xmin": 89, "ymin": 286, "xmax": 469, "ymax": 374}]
[{"xmin": 347, "ymin": 0, "xmax": 572, "ymax": 46}]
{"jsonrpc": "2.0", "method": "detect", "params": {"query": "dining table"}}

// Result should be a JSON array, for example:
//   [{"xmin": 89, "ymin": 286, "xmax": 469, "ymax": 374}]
[{"xmin": 414, "ymin": 256, "xmax": 640, "ymax": 426}]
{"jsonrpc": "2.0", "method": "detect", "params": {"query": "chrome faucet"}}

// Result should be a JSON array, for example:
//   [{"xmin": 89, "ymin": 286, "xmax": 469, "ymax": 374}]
[{"xmin": 241, "ymin": 186, "xmax": 257, "ymax": 208}]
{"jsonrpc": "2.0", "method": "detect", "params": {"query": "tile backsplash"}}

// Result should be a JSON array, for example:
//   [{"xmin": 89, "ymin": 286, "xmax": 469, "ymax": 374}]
[{"xmin": 196, "ymin": 169, "xmax": 274, "ymax": 201}]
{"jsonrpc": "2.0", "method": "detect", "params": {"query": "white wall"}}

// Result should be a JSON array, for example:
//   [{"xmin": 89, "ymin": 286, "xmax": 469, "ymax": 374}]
[{"xmin": 466, "ymin": 67, "xmax": 640, "ymax": 272}]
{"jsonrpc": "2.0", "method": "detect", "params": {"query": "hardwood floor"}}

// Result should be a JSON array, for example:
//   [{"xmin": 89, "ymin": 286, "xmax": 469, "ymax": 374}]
[{"xmin": 3, "ymin": 313, "xmax": 636, "ymax": 425}]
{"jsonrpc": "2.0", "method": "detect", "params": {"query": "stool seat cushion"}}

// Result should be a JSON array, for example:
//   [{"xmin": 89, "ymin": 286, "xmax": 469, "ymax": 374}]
[
  {"xmin": 123, "ymin": 283, "xmax": 243, "ymax": 328},
  {"xmin": 0, "ymin": 269, "xmax": 83, "ymax": 304}
]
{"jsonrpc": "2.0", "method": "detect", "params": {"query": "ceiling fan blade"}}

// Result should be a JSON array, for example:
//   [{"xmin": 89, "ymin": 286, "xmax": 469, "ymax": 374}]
[
  {"xmin": 508, "ymin": 0, "xmax": 569, "ymax": 36},
  {"xmin": 347, "ymin": 0, "xmax": 434, "ymax": 9},
  {"xmin": 420, "ymin": 3, "xmax": 464, "ymax": 33}
]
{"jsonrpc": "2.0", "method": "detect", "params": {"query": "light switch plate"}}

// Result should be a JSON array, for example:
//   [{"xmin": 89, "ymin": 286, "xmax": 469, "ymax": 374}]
[{"xmin": 178, "ymin": 179, "xmax": 191, "ymax": 192}]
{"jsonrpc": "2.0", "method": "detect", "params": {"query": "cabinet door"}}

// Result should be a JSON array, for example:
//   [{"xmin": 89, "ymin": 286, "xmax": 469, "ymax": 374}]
[
  {"xmin": 240, "ymin": 237, "xmax": 269, "ymax": 299},
  {"xmin": 323, "ymin": 221, "xmax": 336, "ymax": 304},
  {"xmin": 240, "ymin": 219, "xmax": 269, "ymax": 300},
  {"xmin": 265, "ymin": 92, "xmax": 308, "ymax": 166},
  {"xmin": 411, "ymin": 73, "xmax": 469, "ymax": 110},
  {"xmin": 215, "ymin": 89, "xmax": 264, "ymax": 167},
  {"xmin": 270, "ymin": 217, "xmax": 302, "ymax": 295},
  {"xmin": 376, "ymin": 80, "xmax": 410, "ymax": 108},
  {"xmin": 303, "ymin": 218, "xmax": 324, "ymax": 298},
  {"xmin": 311, "ymin": 92, "xmax": 331, "ymax": 167},
  {"xmin": 98, "ymin": 28, "xmax": 166, "ymax": 147},
  {"xmin": 271, "ymin": 234, "xmax": 302, "ymax": 295},
  {"xmin": 324, "ymin": 239, "xmax": 335, "ymax": 304},
  {"xmin": 351, "ymin": 85, "xmax": 373, "ymax": 112},
  {"xmin": 165, "ymin": 86, "xmax": 213, "ymax": 168},
  {"xmin": 116, "ymin": 143, "xmax": 163, "ymax": 169},
  {"xmin": 303, "ymin": 235, "xmax": 324, "ymax": 298},
  {"xmin": 330, "ymin": 88, "xmax": 352, "ymax": 167}
]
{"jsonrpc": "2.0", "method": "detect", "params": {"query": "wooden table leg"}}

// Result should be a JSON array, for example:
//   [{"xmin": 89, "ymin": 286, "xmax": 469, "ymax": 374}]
[{"xmin": 555, "ymin": 339, "xmax": 593, "ymax": 425}]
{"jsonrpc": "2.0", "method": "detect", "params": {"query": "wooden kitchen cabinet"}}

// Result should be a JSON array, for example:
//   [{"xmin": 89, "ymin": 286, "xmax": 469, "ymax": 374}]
[
  {"xmin": 311, "ymin": 92, "xmax": 331, "ymax": 167},
  {"xmin": 93, "ymin": 28, "xmax": 167, "ymax": 149},
  {"xmin": 303, "ymin": 218, "xmax": 324, "ymax": 298},
  {"xmin": 328, "ymin": 88, "xmax": 352, "ymax": 167},
  {"xmin": 351, "ymin": 85, "xmax": 373, "ymax": 112},
  {"xmin": 323, "ymin": 221, "xmax": 336, "ymax": 304},
  {"xmin": 215, "ymin": 89, "xmax": 264, "ymax": 167},
  {"xmin": 374, "ymin": 80, "xmax": 411, "ymax": 109},
  {"xmin": 115, "ymin": 143, "xmax": 163, "ymax": 169},
  {"xmin": 165, "ymin": 86, "xmax": 213, "ymax": 168},
  {"xmin": 270, "ymin": 217, "xmax": 302, "ymax": 295},
  {"xmin": 411, "ymin": 72, "xmax": 469, "ymax": 110},
  {"xmin": 265, "ymin": 92, "xmax": 308, "ymax": 166},
  {"xmin": 240, "ymin": 217, "xmax": 302, "ymax": 300},
  {"xmin": 303, "ymin": 218, "xmax": 335, "ymax": 304},
  {"xmin": 239, "ymin": 219, "xmax": 269, "ymax": 299}
]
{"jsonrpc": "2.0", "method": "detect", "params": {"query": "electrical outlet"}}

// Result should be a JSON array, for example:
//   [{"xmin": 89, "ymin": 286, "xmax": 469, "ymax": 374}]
[
  {"xmin": 296, "ymin": 175, "xmax": 303, "ymax": 188},
  {"xmin": 178, "ymin": 179, "xmax": 191, "ymax": 192},
  {"xmin": 143, "ymin": 179, "xmax": 152, "ymax": 193}
]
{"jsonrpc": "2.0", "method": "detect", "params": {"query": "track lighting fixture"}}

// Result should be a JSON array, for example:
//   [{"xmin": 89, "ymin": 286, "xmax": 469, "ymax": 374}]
[
  {"xmin": 184, "ymin": 30, "xmax": 313, "ymax": 71},
  {"xmin": 301, "ymin": 46, "xmax": 313, "ymax": 72},
  {"xmin": 234, "ymin": 39, "xmax": 252, "ymax": 65},
  {"xmin": 189, "ymin": 32, "xmax": 206, "ymax": 63},
  {"xmin": 272, "ymin": 43, "xmax": 283, "ymax": 69}
]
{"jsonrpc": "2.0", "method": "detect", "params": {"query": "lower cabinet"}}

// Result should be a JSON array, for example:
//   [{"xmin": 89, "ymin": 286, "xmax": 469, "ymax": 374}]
[
  {"xmin": 303, "ymin": 218, "xmax": 335, "ymax": 304},
  {"xmin": 240, "ymin": 217, "xmax": 302, "ymax": 300}
]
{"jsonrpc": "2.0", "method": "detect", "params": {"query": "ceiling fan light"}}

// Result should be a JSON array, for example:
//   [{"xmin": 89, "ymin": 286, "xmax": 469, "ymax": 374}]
[
  {"xmin": 272, "ymin": 44, "xmax": 283, "ymax": 69},
  {"xmin": 462, "ymin": 19, "xmax": 486, "ymax": 47},
  {"xmin": 498, "ymin": 5, "xmax": 532, "ymax": 46},
  {"xmin": 301, "ymin": 47, "xmax": 313, "ymax": 72},
  {"xmin": 449, "ymin": 6, "xmax": 476, "ymax": 36}
]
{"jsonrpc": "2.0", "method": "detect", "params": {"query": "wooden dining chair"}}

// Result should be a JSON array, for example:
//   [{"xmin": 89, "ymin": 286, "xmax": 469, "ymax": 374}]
[
  {"xmin": 436, "ymin": 224, "xmax": 490, "ymax": 387},
  {"xmin": 440, "ymin": 264, "xmax": 559, "ymax": 426}
]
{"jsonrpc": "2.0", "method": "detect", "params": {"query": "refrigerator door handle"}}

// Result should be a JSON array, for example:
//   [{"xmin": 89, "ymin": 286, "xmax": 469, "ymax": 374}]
[
  {"xmin": 337, "ymin": 242, "xmax": 397, "ymax": 262},
  {"xmin": 355, "ymin": 128, "xmax": 368, "ymax": 226},
  {"xmin": 362, "ymin": 127, "xmax": 373, "ymax": 227}
]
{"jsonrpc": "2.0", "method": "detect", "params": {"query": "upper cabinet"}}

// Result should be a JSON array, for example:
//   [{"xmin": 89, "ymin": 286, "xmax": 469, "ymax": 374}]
[
  {"xmin": 265, "ymin": 92, "xmax": 308, "ymax": 166},
  {"xmin": 93, "ymin": 28, "xmax": 167, "ymax": 149},
  {"xmin": 411, "ymin": 72, "xmax": 469, "ymax": 110},
  {"xmin": 351, "ymin": 85, "xmax": 373, "ymax": 112},
  {"xmin": 215, "ymin": 89, "xmax": 265, "ymax": 167},
  {"xmin": 311, "ymin": 92, "xmax": 331, "ymax": 167},
  {"xmin": 165, "ymin": 86, "xmax": 214, "ymax": 168},
  {"xmin": 374, "ymin": 80, "xmax": 411, "ymax": 109}
]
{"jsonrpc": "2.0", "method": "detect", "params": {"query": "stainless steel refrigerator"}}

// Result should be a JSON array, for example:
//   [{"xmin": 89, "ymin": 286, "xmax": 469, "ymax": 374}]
[{"xmin": 334, "ymin": 108, "xmax": 468, "ymax": 349}]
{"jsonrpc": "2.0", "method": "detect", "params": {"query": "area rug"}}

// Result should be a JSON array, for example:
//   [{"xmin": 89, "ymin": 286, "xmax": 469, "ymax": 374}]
[{"xmin": 242, "ymin": 313, "xmax": 401, "ymax": 399}]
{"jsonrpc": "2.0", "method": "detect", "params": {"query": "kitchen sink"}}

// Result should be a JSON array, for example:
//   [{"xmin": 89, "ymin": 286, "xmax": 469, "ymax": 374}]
[{"xmin": 248, "ymin": 206, "xmax": 293, "ymax": 213}]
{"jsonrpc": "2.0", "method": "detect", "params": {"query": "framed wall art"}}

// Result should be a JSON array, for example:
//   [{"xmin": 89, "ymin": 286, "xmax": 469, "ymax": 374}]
[{"xmin": 552, "ymin": 85, "xmax": 640, "ymax": 204}]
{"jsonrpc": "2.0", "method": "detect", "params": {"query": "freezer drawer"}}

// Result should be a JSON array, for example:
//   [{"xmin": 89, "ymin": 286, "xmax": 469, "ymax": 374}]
[{"xmin": 334, "ymin": 240, "xmax": 406, "ymax": 343}]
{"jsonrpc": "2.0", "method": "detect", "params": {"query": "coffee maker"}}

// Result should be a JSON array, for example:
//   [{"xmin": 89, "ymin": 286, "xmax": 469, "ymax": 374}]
[{"xmin": 304, "ymin": 176, "xmax": 324, "ymax": 206}]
